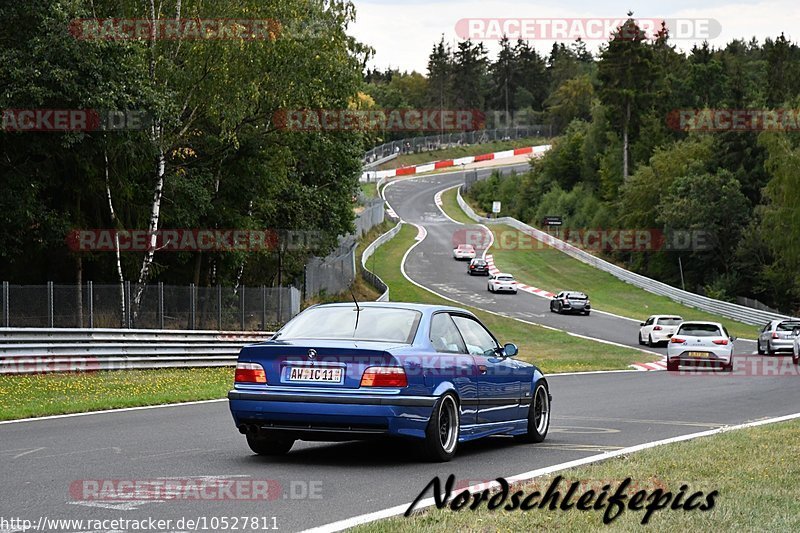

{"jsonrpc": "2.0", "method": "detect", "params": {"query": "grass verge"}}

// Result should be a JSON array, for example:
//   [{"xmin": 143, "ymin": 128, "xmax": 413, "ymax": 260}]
[
  {"xmin": 355, "ymin": 417, "xmax": 800, "ymax": 531},
  {"xmin": 378, "ymin": 137, "xmax": 546, "ymax": 170},
  {"xmin": 369, "ymin": 224, "xmax": 655, "ymax": 373},
  {"xmin": 0, "ymin": 367, "xmax": 231, "ymax": 421},
  {"xmin": 442, "ymin": 189, "xmax": 756, "ymax": 340}
]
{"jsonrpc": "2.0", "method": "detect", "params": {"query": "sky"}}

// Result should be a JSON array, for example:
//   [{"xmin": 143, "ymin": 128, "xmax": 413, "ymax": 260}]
[{"xmin": 349, "ymin": 0, "xmax": 799, "ymax": 74}]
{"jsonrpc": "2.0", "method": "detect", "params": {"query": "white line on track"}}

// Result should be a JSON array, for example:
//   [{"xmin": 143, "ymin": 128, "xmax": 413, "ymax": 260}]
[
  {"xmin": 0, "ymin": 399, "xmax": 226, "ymax": 425},
  {"xmin": 300, "ymin": 411, "xmax": 800, "ymax": 533}
]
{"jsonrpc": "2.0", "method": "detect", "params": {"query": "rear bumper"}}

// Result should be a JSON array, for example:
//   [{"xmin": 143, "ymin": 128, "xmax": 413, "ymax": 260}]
[
  {"xmin": 228, "ymin": 390, "xmax": 435, "ymax": 441},
  {"xmin": 768, "ymin": 339, "xmax": 794, "ymax": 352},
  {"xmin": 667, "ymin": 349, "xmax": 732, "ymax": 365}
]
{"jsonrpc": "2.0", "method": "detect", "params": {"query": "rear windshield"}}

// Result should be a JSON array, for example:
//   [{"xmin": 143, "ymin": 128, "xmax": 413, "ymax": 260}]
[
  {"xmin": 471, "ymin": 259, "xmax": 486, "ymax": 265},
  {"xmin": 275, "ymin": 306, "xmax": 422, "ymax": 343},
  {"xmin": 678, "ymin": 324, "xmax": 722, "ymax": 337},
  {"xmin": 657, "ymin": 317, "xmax": 683, "ymax": 325},
  {"xmin": 567, "ymin": 293, "xmax": 587, "ymax": 299},
  {"xmin": 458, "ymin": 245, "xmax": 474, "ymax": 250},
  {"xmin": 498, "ymin": 276, "xmax": 515, "ymax": 281},
  {"xmin": 777, "ymin": 321, "xmax": 800, "ymax": 331}
]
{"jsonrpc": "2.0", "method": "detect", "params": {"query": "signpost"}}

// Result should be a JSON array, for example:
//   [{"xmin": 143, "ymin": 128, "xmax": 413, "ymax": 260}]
[
  {"xmin": 543, "ymin": 215, "xmax": 563, "ymax": 238},
  {"xmin": 492, "ymin": 201, "xmax": 501, "ymax": 217}
]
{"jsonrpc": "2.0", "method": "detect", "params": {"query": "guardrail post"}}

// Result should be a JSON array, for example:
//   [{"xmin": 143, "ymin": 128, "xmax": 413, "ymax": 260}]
[
  {"xmin": 189, "ymin": 283, "xmax": 196, "ymax": 330},
  {"xmin": 217, "ymin": 284, "xmax": 222, "ymax": 330},
  {"xmin": 87, "ymin": 281, "xmax": 94, "ymax": 328},
  {"xmin": 47, "ymin": 281, "xmax": 54, "ymax": 328},
  {"xmin": 240, "ymin": 285, "xmax": 245, "ymax": 330},
  {"xmin": 2, "ymin": 281, "xmax": 8, "ymax": 327},
  {"xmin": 158, "ymin": 282, "xmax": 164, "ymax": 329}
]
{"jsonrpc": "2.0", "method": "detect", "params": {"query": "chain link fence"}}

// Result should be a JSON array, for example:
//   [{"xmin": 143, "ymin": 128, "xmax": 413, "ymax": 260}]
[
  {"xmin": 1, "ymin": 281, "xmax": 299, "ymax": 330},
  {"xmin": 303, "ymin": 198, "xmax": 386, "ymax": 299},
  {"xmin": 363, "ymin": 126, "xmax": 555, "ymax": 164}
]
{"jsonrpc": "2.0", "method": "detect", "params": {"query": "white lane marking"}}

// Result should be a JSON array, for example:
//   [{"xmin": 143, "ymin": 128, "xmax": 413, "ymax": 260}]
[
  {"xmin": 397, "ymin": 225, "xmax": 660, "ymax": 359},
  {"xmin": 0, "ymin": 399, "xmax": 226, "ymax": 425},
  {"xmin": 301, "ymin": 411, "xmax": 800, "ymax": 533},
  {"xmin": 432, "ymin": 185, "xmax": 463, "ymax": 225}
]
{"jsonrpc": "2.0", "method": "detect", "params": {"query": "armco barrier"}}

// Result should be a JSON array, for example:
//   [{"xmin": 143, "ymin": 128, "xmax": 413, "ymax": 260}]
[
  {"xmin": 361, "ymin": 222, "xmax": 402, "ymax": 301},
  {"xmin": 0, "ymin": 328, "xmax": 274, "ymax": 375},
  {"xmin": 456, "ymin": 187, "xmax": 793, "ymax": 327}
]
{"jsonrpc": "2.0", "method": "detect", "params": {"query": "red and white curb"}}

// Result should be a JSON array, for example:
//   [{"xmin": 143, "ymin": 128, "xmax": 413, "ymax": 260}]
[
  {"xmin": 485, "ymin": 254, "xmax": 555, "ymax": 298},
  {"xmin": 364, "ymin": 144, "xmax": 550, "ymax": 181},
  {"xmin": 630, "ymin": 360, "xmax": 667, "ymax": 371},
  {"xmin": 415, "ymin": 225, "xmax": 427, "ymax": 241}
]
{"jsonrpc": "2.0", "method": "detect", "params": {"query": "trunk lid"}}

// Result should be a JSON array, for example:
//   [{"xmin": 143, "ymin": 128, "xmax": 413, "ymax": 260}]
[{"xmin": 236, "ymin": 339, "xmax": 406, "ymax": 389}]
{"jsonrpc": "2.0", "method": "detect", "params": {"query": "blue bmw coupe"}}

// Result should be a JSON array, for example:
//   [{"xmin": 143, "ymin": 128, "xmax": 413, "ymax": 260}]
[{"xmin": 228, "ymin": 302, "xmax": 550, "ymax": 461}]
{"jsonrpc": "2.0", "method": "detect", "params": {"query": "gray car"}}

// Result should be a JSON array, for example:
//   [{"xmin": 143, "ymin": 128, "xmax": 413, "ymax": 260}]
[{"xmin": 757, "ymin": 319, "xmax": 800, "ymax": 355}]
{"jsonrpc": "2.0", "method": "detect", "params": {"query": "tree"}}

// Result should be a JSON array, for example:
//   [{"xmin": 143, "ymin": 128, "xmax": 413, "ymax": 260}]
[{"xmin": 597, "ymin": 13, "xmax": 657, "ymax": 182}]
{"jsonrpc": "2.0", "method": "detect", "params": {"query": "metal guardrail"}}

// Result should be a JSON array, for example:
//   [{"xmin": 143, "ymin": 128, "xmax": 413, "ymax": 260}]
[
  {"xmin": 0, "ymin": 328, "xmax": 274, "ymax": 375},
  {"xmin": 456, "ymin": 187, "xmax": 794, "ymax": 327},
  {"xmin": 361, "ymin": 222, "xmax": 402, "ymax": 301}
]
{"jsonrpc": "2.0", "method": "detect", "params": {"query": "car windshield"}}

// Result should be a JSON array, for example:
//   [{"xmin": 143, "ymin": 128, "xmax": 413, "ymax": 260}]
[
  {"xmin": 776, "ymin": 321, "xmax": 800, "ymax": 331},
  {"xmin": 459, "ymin": 245, "xmax": 474, "ymax": 250},
  {"xmin": 678, "ymin": 324, "xmax": 723, "ymax": 337},
  {"xmin": 472, "ymin": 259, "xmax": 486, "ymax": 265},
  {"xmin": 498, "ymin": 276, "xmax": 514, "ymax": 281},
  {"xmin": 657, "ymin": 317, "xmax": 683, "ymax": 325},
  {"xmin": 567, "ymin": 293, "xmax": 587, "ymax": 299},
  {"xmin": 275, "ymin": 306, "xmax": 422, "ymax": 343}
]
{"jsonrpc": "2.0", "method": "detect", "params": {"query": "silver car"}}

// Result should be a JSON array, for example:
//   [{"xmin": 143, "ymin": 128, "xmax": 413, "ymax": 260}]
[
  {"xmin": 793, "ymin": 331, "xmax": 800, "ymax": 366},
  {"xmin": 757, "ymin": 319, "xmax": 800, "ymax": 355},
  {"xmin": 666, "ymin": 321, "xmax": 735, "ymax": 371}
]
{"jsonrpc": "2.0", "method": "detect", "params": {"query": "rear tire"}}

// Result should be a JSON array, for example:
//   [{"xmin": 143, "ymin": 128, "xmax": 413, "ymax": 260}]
[
  {"xmin": 422, "ymin": 393, "xmax": 459, "ymax": 462},
  {"xmin": 246, "ymin": 433, "xmax": 295, "ymax": 456},
  {"xmin": 648, "ymin": 335, "xmax": 655, "ymax": 348},
  {"xmin": 757, "ymin": 341, "xmax": 765, "ymax": 355},
  {"xmin": 515, "ymin": 382, "xmax": 550, "ymax": 443},
  {"xmin": 666, "ymin": 359, "xmax": 679, "ymax": 371},
  {"xmin": 638, "ymin": 332, "xmax": 645, "ymax": 346},
  {"xmin": 723, "ymin": 357, "xmax": 733, "ymax": 372}
]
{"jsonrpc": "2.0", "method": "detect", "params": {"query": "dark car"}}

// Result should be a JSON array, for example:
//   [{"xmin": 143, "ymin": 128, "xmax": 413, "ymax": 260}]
[
  {"xmin": 468, "ymin": 257, "xmax": 490, "ymax": 275},
  {"xmin": 550, "ymin": 291, "xmax": 591, "ymax": 315},
  {"xmin": 228, "ymin": 302, "xmax": 550, "ymax": 462}
]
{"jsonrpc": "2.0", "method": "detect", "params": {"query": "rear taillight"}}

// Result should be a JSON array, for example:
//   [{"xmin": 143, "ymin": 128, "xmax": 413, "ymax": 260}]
[
  {"xmin": 670, "ymin": 337, "xmax": 686, "ymax": 344},
  {"xmin": 360, "ymin": 367, "xmax": 407, "ymax": 387},
  {"xmin": 653, "ymin": 326, "xmax": 663, "ymax": 331},
  {"xmin": 470, "ymin": 265, "xmax": 475, "ymax": 269},
  {"xmin": 712, "ymin": 339, "xmax": 729, "ymax": 345},
  {"xmin": 235, "ymin": 362, "xmax": 266, "ymax": 384},
  {"xmin": 772, "ymin": 332, "xmax": 779, "ymax": 339}
]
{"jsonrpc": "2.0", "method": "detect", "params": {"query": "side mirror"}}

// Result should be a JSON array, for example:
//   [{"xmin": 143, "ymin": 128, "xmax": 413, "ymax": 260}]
[
  {"xmin": 503, "ymin": 343, "xmax": 518, "ymax": 357},
  {"xmin": 639, "ymin": 322, "xmax": 645, "ymax": 327},
  {"xmin": 730, "ymin": 337, "xmax": 737, "ymax": 342},
  {"xmin": 667, "ymin": 334, "xmax": 674, "ymax": 338},
  {"xmin": 793, "ymin": 328, "xmax": 800, "ymax": 337}
]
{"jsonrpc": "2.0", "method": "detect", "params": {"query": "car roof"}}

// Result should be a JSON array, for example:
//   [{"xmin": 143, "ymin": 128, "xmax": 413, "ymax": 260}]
[
  {"xmin": 311, "ymin": 301, "xmax": 472, "ymax": 315},
  {"xmin": 678, "ymin": 321, "xmax": 724, "ymax": 328},
  {"xmin": 495, "ymin": 272, "xmax": 514, "ymax": 277},
  {"xmin": 650, "ymin": 315, "xmax": 683, "ymax": 319}
]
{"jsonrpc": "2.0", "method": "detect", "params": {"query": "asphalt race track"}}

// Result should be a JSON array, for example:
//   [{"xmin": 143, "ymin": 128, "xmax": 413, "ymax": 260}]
[
  {"xmin": 384, "ymin": 167, "xmax": 758, "ymax": 357},
  {"xmin": 2, "ymin": 166, "xmax": 797, "ymax": 533}
]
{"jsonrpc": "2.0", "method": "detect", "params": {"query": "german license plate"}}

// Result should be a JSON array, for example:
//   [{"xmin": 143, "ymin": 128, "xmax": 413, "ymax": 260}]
[
  {"xmin": 287, "ymin": 367, "xmax": 343, "ymax": 383},
  {"xmin": 688, "ymin": 351, "xmax": 707, "ymax": 358}
]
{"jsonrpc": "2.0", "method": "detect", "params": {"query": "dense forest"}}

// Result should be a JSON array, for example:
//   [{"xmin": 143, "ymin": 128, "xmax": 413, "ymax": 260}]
[
  {"xmin": 2, "ymin": 5, "xmax": 799, "ymax": 314},
  {"xmin": 364, "ymin": 19, "xmax": 800, "ymax": 314},
  {"xmin": 0, "ymin": 0, "xmax": 370, "ymax": 291}
]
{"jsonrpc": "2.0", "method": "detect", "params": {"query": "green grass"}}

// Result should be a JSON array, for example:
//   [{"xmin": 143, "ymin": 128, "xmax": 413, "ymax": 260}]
[
  {"xmin": 369, "ymin": 224, "xmax": 655, "ymax": 373},
  {"xmin": 0, "ymin": 367, "xmax": 232, "ymax": 421},
  {"xmin": 439, "ymin": 187, "xmax": 475, "ymax": 224},
  {"xmin": 360, "ymin": 181, "xmax": 378, "ymax": 199},
  {"xmin": 442, "ymin": 191, "xmax": 757, "ymax": 340},
  {"xmin": 356, "ymin": 418, "xmax": 800, "ymax": 532},
  {"xmin": 378, "ymin": 137, "xmax": 546, "ymax": 170}
]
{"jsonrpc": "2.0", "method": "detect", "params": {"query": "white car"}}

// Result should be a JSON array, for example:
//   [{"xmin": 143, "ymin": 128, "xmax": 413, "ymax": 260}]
[
  {"xmin": 666, "ymin": 321, "xmax": 735, "ymax": 372},
  {"xmin": 793, "ymin": 330, "xmax": 800, "ymax": 366},
  {"xmin": 453, "ymin": 244, "xmax": 476, "ymax": 260},
  {"xmin": 638, "ymin": 315, "xmax": 683, "ymax": 347},
  {"xmin": 488, "ymin": 273, "xmax": 517, "ymax": 294}
]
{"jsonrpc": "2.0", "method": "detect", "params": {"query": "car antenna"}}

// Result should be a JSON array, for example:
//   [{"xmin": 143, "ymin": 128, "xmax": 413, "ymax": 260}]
[{"xmin": 350, "ymin": 289, "xmax": 362, "ymax": 335}]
